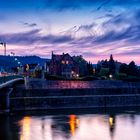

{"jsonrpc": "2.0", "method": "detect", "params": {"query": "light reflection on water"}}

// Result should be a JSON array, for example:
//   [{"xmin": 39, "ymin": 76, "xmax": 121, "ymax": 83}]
[{"xmin": 0, "ymin": 113, "xmax": 140, "ymax": 140}]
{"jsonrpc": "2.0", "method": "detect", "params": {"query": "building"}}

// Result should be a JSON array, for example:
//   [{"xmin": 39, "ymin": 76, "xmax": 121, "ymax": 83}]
[{"xmin": 47, "ymin": 52, "xmax": 79, "ymax": 79}]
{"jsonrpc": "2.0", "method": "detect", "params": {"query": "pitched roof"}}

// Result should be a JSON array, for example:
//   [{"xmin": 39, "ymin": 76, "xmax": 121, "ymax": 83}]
[
  {"xmin": 52, "ymin": 53, "xmax": 78, "ymax": 65},
  {"xmin": 53, "ymin": 54, "xmax": 63, "ymax": 62}
]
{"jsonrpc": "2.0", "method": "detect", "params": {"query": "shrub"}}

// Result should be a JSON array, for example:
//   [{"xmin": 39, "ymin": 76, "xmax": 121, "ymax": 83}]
[
  {"xmin": 99, "ymin": 68, "xmax": 109, "ymax": 77},
  {"xmin": 80, "ymin": 75, "xmax": 99, "ymax": 81},
  {"xmin": 123, "ymin": 75, "xmax": 140, "ymax": 82},
  {"xmin": 115, "ymin": 73, "xmax": 127, "ymax": 80}
]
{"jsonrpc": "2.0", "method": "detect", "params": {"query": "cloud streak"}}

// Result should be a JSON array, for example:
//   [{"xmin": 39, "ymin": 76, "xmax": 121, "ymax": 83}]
[
  {"xmin": 0, "ymin": 1, "xmax": 140, "ymax": 64},
  {"xmin": 1, "ymin": 9, "xmax": 140, "ymax": 57},
  {"xmin": 97, "ymin": 0, "xmax": 111, "ymax": 10},
  {"xmin": 0, "ymin": 29, "xmax": 73, "ymax": 45},
  {"xmin": 22, "ymin": 22, "xmax": 37, "ymax": 27},
  {"xmin": 41, "ymin": 0, "xmax": 140, "ymax": 11}
]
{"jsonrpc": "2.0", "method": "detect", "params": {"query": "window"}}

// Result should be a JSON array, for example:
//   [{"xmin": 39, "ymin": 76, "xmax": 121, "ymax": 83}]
[
  {"xmin": 66, "ymin": 61, "xmax": 69, "ymax": 64},
  {"xmin": 61, "ymin": 60, "xmax": 65, "ymax": 64}
]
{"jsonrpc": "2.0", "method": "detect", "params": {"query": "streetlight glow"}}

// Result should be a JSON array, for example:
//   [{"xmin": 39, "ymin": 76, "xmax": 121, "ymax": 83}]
[{"xmin": 0, "ymin": 42, "xmax": 6, "ymax": 56}]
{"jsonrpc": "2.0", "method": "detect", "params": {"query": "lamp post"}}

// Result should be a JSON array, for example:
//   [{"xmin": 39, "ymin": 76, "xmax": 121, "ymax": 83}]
[{"xmin": 0, "ymin": 42, "xmax": 6, "ymax": 56}]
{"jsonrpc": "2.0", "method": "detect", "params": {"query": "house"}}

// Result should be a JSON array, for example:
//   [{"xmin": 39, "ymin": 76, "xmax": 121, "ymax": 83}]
[
  {"xmin": 23, "ymin": 63, "xmax": 43, "ymax": 77},
  {"xmin": 47, "ymin": 52, "xmax": 79, "ymax": 79}
]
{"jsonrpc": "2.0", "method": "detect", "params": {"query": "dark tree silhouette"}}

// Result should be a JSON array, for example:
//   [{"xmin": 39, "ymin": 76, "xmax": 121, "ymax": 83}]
[
  {"xmin": 102, "ymin": 59, "xmax": 108, "ymax": 68},
  {"xmin": 72, "ymin": 55, "xmax": 88, "ymax": 76},
  {"xmin": 87, "ymin": 62, "xmax": 93, "ymax": 75},
  {"xmin": 119, "ymin": 63, "xmax": 128, "ymax": 74},
  {"xmin": 109, "ymin": 54, "xmax": 116, "ymax": 75},
  {"xmin": 128, "ymin": 61, "xmax": 139, "ymax": 76}
]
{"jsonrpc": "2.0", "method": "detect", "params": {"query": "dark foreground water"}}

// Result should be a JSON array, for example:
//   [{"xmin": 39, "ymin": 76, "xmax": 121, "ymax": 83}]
[{"xmin": 0, "ymin": 110, "xmax": 140, "ymax": 140}]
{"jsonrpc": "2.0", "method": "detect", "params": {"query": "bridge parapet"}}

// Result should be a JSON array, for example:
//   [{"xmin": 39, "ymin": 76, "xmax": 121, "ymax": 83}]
[
  {"xmin": 0, "ymin": 78, "xmax": 24, "ymax": 89},
  {"xmin": 0, "ymin": 78, "xmax": 24, "ymax": 114}
]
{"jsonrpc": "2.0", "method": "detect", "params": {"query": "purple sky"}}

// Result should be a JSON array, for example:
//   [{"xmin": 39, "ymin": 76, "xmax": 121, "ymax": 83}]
[{"xmin": 0, "ymin": 0, "xmax": 140, "ymax": 64}]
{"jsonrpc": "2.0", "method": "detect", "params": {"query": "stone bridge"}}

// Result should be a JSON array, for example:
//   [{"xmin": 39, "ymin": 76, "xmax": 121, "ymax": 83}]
[{"xmin": 0, "ymin": 78, "xmax": 24, "ymax": 113}]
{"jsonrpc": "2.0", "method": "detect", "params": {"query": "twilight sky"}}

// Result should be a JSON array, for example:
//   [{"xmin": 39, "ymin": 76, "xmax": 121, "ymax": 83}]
[{"xmin": 0, "ymin": 0, "xmax": 140, "ymax": 64}]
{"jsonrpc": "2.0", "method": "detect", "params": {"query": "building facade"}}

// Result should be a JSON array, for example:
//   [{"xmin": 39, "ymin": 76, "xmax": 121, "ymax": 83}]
[{"xmin": 48, "ymin": 52, "xmax": 79, "ymax": 79}]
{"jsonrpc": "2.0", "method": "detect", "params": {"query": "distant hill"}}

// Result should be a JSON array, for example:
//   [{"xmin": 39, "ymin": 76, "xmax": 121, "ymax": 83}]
[{"xmin": 0, "ymin": 55, "xmax": 50, "ymax": 67}]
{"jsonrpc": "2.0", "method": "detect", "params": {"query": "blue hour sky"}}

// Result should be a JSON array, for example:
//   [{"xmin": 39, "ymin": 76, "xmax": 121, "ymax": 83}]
[{"xmin": 0, "ymin": 0, "xmax": 140, "ymax": 64}]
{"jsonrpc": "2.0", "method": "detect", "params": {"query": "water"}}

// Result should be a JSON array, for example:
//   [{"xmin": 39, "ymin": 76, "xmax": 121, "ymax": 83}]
[{"xmin": 0, "ymin": 111, "xmax": 140, "ymax": 140}]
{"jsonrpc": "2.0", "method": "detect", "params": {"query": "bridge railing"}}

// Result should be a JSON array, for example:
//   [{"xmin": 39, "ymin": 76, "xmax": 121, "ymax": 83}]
[{"xmin": 0, "ymin": 75, "xmax": 23, "ymax": 84}]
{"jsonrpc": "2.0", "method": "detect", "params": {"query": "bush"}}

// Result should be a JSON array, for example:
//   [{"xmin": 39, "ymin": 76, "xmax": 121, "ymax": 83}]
[
  {"xmin": 80, "ymin": 75, "xmax": 99, "ymax": 81},
  {"xmin": 123, "ymin": 75, "xmax": 140, "ymax": 82},
  {"xmin": 115, "ymin": 73, "xmax": 127, "ymax": 80},
  {"xmin": 100, "ymin": 76, "xmax": 107, "ymax": 80},
  {"xmin": 99, "ymin": 68, "xmax": 109, "ymax": 77}
]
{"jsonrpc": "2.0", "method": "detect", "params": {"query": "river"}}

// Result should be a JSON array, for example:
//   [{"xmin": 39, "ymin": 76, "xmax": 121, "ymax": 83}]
[{"xmin": 0, "ymin": 109, "xmax": 140, "ymax": 140}]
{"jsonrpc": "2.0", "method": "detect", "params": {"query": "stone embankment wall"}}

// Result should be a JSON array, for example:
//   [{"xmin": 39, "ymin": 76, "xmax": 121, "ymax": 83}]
[
  {"xmin": 26, "ymin": 79, "xmax": 140, "ymax": 89},
  {"xmin": 10, "ymin": 80, "xmax": 140, "ymax": 111}
]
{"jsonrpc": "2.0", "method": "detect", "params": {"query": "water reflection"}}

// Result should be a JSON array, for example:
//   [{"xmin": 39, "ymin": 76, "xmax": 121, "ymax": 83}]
[
  {"xmin": 2, "ymin": 112, "xmax": 140, "ymax": 140},
  {"xmin": 19, "ymin": 116, "xmax": 31, "ymax": 140},
  {"xmin": 109, "ymin": 115, "xmax": 116, "ymax": 139},
  {"xmin": 51, "ymin": 115, "xmax": 79, "ymax": 139},
  {"xmin": 69, "ymin": 115, "xmax": 79, "ymax": 136}
]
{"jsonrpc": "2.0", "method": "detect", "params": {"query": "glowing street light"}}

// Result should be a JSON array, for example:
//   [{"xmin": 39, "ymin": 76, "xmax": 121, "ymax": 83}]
[
  {"xmin": 15, "ymin": 58, "xmax": 18, "ymax": 61},
  {"xmin": 0, "ymin": 42, "xmax": 6, "ymax": 56},
  {"xmin": 76, "ymin": 74, "xmax": 79, "ymax": 79},
  {"xmin": 109, "ymin": 74, "xmax": 113, "ymax": 79}
]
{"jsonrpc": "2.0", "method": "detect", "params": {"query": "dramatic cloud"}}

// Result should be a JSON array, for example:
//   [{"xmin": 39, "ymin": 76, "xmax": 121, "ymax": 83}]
[
  {"xmin": 0, "ymin": 29, "xmax": 73, "ymax": 45},
  {"xmin": 1, "ymin": 9, "xmax": 140, "ymax": 58},
  {"xmin": 42, "ymin": 0, "xmax": 140, "ymax": 11},
  {"xmin": 0, "ymin": 0, "xmax": 140, "ymax": 64},
  {"xmin": 96, "ymin": 9, "xmax": 140, "ymax": 44}
]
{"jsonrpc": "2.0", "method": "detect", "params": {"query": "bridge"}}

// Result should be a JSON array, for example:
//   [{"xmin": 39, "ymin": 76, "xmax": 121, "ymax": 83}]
[{"xmin": 0, "ymin": 76, "xmax": 24, "ymax": 114}]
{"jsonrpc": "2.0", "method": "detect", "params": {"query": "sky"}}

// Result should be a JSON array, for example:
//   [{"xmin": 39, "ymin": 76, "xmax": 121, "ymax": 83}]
[{"xmin": 0, "ymin": 0, "xmax": 140, "ymax": 64}]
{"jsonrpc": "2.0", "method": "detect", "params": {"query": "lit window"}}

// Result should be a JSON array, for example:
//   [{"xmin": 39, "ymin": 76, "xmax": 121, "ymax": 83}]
[
  {"xmin": 61, "ymin": 60, "xmax": 65, "ymax": 64},
  {"xmin": 66, "ymin": 61, "xmax": 69, "ymax": 64},
  {"xmin": 71, "ymin": 71, "xmax": 74, "ymax": 74}
]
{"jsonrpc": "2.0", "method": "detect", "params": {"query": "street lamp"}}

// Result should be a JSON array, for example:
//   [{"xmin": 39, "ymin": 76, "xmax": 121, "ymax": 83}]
[{"xmin": 0, "ymin": 42, "xmax": 6, "ymax": 56}]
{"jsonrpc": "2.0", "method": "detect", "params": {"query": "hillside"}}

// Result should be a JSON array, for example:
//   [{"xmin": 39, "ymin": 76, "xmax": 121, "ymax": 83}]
[{"xmin": 0, "ymin": 55, "xmax": 50, "ymax": 67}]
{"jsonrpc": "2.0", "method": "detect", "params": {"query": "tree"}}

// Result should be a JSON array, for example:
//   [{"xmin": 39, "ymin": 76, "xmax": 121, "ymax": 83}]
[
  {"xmin": 72, "ymin": 55, "xmax": 88, "ymax": 76},
  {"xmin": 128, "ymin": 61, "xmax": 139, "ymax": 77},
  {"xmin": 102, "ymin": 59, "xmax": 108, "ymax": 68},
  {"xmin": 96, "ymin": 61, "xmax": 102, "ymax": 74},
  {"xmin": 119, "ymin": 63, "xmax": 128, "ymax": 74},
  {"xmin": 99, "ymin": 68, "xmax": 109, "ymax": 77},
  {"xmin": 87, "ymin": 62, "xmax": 93, "ymax": 75},
  {"xmin": 109, "ymin": 54, "xmax": 116, "ymax": 75}
]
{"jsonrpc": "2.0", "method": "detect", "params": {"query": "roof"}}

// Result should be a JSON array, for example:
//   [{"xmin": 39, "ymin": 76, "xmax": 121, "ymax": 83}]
[
  {"xmin": 52, "ymin": 53, "xmax": 78, "ymax": 65},
  {"xmin": 53, "ymin": 54, "xmax": 63, "ymax": 62}
]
